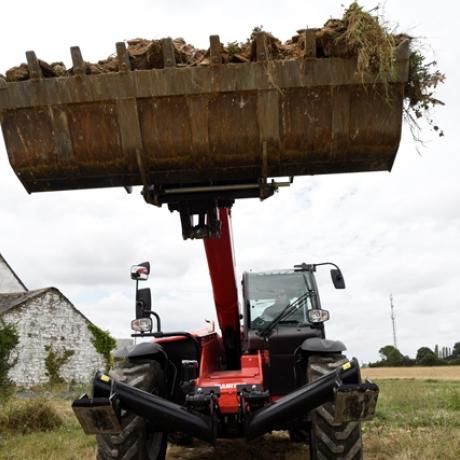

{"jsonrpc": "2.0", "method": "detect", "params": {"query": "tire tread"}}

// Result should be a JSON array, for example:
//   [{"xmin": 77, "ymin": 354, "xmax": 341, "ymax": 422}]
[
  {"xmin": 308, "ymin": 354, "xmax": 363, "ymax": 460},
  {"xmin": 96, "ymin": 359, "xmax": 167, "ymax": 460}
]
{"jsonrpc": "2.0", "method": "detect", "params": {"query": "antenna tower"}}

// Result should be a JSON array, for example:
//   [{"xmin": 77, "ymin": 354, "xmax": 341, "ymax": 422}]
[{"xmin": 389, "ymin": 294, "xmax": 398, "ymax": 349}]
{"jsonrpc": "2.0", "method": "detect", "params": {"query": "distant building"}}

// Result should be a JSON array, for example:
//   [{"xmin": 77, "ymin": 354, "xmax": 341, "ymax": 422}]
[{"xmin": 0, "ymin": 253, "xmax": 105, "ymax": 388}]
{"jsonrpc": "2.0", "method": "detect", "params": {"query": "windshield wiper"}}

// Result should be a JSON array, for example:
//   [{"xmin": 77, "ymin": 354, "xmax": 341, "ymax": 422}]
[{"xmin": 257, "ymin": 291, "xmax": 310, "ymax": 338}]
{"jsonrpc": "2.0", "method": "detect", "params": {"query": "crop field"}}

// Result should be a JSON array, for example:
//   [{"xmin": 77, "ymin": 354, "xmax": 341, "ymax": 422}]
[
  {"xmin": 0, "ymin": 368, "xmax": 459, "ymax": 460},
  {"xmin": 362, "ymin": 366, "xmax": 460, "ymax": 381}
]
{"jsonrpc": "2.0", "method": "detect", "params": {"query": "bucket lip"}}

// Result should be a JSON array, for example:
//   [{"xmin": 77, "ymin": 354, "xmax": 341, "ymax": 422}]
[{"xmin": 0, "ymin": 48, "xmax": 409, "ymax": 111}]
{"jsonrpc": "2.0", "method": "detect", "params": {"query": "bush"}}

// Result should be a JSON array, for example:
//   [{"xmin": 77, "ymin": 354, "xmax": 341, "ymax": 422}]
[
  {"xmin": 0, "ymin": 398, "xmax": 63, "ymax": 434},
  {"xmin": 44, "ymin": 345, "xmax": 74, "ymax": 385},
  {"xmin": 0, "ymin": 319, "xmax": 19, "ymax": 396},
  {"xmin": 87, "ymin": 323, "xmax": 117, "ymax": 370}
]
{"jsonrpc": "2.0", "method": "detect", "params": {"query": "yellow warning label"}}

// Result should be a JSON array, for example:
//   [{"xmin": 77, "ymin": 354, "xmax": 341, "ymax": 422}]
[
  {"xmin": 100, "ymin": 374, "xmax": 110, "ymax": 383},
  {"xmin": 342, "ymin": 362, "xmax": 352, "ymax": 371}
]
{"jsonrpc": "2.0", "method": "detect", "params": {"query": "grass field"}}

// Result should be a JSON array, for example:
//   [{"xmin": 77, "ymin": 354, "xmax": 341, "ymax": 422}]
[{"xmin": 0, "ymin": 368, "xmax": 459, "ymax": 459}]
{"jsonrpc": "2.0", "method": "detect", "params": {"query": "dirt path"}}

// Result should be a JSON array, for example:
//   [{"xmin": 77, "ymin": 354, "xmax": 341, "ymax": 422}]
[{"xmin": 166, "ymin": 432, "xmax": 309, "ymax": 460}]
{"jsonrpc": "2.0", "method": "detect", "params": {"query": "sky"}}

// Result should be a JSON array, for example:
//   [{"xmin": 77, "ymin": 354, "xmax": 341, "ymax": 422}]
[{"xmin": 0, "ymin": 0, "xmax": 458, "ymax": 363}]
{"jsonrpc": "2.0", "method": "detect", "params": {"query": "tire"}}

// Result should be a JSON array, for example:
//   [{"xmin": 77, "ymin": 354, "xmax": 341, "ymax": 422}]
[
  {"xmin": 96, "ymin": 359, "xmax": 168, "ymax": 460},
  {"xmin": 307, "ymin": 354, "xmax": 363, "ymax": 460}
]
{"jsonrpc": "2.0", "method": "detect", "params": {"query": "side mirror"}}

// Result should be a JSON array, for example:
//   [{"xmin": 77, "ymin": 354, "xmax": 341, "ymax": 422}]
[
  {"xmin": 136, "ymin": 288, "xmax": 152, "ymax": 318},
  {"xmin": 131, "ymin": 262, "xmax": 150, "ymax": 281},
  {"xmin": 331, "ymin": 269, "xmax": 346, "ymax": 289}
]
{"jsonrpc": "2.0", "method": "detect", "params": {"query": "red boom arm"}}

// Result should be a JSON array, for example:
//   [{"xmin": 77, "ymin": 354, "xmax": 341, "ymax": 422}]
[{"xmin": 203, "ymin": 207, "xmax": 241, "ymax": 369}]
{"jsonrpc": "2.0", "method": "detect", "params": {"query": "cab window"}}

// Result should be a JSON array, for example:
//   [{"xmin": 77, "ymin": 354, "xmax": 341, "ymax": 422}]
[{"xmin": 246, "ymin": 271, "xmax": 315, "ymax": 329}]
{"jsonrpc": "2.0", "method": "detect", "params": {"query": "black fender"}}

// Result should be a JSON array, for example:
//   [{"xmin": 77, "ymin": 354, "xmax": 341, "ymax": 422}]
[
  {"xmin": 114, "ymin": 342, "xmax": 167, "ymax": 365},
  {"xmin": 300, "ymin": 337, "xmax": 346, "ymax": 354},
  {"xmin": 293, "ymin": 338, "xmax": 347, "ymax": 388},
  {"xmin": 113, "ymin": 342, "xmax": 182, "ymax": 402}
]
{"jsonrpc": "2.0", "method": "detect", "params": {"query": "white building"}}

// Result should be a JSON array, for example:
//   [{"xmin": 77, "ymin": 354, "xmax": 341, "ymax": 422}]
[{"xmin": 0, "ymin": 253, "xmax": 105, "ymax": 388}]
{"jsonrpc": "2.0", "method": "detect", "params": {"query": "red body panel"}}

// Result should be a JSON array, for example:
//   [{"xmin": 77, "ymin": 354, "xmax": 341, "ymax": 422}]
[
  {"xmin": 156, "ymin": 331, "xmax": 268, "ymax": 414},
  {"xmin": 197, "ymin": 352, "xmax": 265, "ymax": 414}
]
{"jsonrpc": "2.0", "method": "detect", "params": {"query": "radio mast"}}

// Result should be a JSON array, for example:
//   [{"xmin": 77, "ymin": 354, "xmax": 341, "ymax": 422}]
[{"xmin": 389, "ymin": 294, "xmax": 398, "ymax": 349}]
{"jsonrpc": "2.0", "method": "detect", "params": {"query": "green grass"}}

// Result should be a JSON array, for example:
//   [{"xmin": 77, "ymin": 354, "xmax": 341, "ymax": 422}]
[
  {"xmin": 0, "ymin": 398, "xmax": 96, "ymax": 460},
  {"xmin": 0, "ymin": 413, "xmax": 96, "ymax": 460},
  {"xmin": 0, "ymin": 379, "xmax": 458, "ymax": 459},
  {"xmin": 364, "ymin": 380, "xmax": 460, "ymax": 460},
  {"xmin": 370, "ymin": 380, "xmax": 460, "ymax": 429}
]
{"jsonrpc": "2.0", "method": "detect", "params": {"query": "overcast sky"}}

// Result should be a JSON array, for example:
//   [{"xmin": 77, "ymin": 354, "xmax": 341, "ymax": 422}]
[{"xmin": 0, "ymin": 0, "xmax": 458, "ymax": 363}]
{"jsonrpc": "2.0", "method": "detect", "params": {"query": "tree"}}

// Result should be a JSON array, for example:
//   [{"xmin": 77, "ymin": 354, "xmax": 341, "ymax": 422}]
[
  {"xmin": 379, "ymin": 345, "xmax": 405, "ymax": 365},
  {"xmin": 416, "ymin": 346, "xmax": 439, "ymax": 366},
  {"xmin": 453, "ymin": 342, "xmax": 460, "ymax": 358}
]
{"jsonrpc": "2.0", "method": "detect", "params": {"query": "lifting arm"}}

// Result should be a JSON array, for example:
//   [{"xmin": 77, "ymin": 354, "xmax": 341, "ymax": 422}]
[{"xmin": 203, "ymin": 207, "xmax": 241, "ymax": 369}]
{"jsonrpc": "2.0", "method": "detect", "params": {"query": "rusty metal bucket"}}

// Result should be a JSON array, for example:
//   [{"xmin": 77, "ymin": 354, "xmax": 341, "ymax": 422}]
[{"xmin": 0, "ymin": 35, "xmax": 409, "ymax": 194}]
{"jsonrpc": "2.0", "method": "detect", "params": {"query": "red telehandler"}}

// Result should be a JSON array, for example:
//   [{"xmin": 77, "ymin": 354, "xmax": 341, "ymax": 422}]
[
  {"xmin": 0, "ymin": 32, "xmax": 410, "ymax": 459},
  {"xmin": 83, "ymin": 205, "xmax": 376, "ymax": 459}
]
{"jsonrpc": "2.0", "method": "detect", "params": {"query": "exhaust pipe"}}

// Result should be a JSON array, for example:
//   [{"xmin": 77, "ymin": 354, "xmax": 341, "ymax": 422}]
[
  {"xmin": 246, "ymin": 358, "xmax": 377, "ymax": 440},
  {"xmin": 73, "ymin": 372, "xmax": 216, "ymax": 444}
]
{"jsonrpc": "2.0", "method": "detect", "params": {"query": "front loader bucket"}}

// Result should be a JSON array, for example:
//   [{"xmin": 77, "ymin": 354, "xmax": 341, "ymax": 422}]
[
  {"xmin": 246, "ymin": 359, "xmax": 378, "ymax": 440},
  {"xmin": 0, "ymin": 37, "xmax": 409, "ymax": 194}
]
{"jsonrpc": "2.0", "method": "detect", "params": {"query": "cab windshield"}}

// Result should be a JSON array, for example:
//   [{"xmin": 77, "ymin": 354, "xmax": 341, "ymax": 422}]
[{"xmin": 246, "ymin": 270, "xmax": 316, "ymax": 329}]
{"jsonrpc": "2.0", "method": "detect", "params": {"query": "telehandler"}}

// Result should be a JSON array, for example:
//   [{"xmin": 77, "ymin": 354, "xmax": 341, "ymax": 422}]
[{"xmin": 0, "ymin": 31, "xmax": 410, "ymax": 459}]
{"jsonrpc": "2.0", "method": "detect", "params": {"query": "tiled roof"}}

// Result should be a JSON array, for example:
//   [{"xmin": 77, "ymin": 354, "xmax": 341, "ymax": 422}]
[
  {"xmin": 0, "ymin": 287, "xmax": 98, "ymax": 329},
  {"xmin": 0, "ymin": 288, "xmax": 52, "ymax": 314}
]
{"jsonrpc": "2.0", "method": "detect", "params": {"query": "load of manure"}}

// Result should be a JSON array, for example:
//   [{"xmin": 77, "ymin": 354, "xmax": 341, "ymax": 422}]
[{"xmin": 1, "ymin": 2, "xmax": 444, "ymax": 138}]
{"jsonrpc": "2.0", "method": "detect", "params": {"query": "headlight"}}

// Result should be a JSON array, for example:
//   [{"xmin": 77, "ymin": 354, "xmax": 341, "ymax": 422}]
[
  {"xmin": 131, "ymin": 318, "xmax": 153, "ymax": 332},
  {"xmin": 308, "ymin": 309, "xmax": 330, "ymax": 323}
]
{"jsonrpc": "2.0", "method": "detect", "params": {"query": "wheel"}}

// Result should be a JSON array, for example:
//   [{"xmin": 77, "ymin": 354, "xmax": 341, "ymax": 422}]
[
  {"xmin": 96, "ymin": 359, "xmax": 168, "ymax": 460},
  {"xmin": 307, "ymin": 354, "xmax": 363, "ymax": 460}
]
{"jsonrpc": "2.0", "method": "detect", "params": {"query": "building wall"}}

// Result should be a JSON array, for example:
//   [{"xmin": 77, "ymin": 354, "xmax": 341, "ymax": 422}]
[
  {"xmin": 0, "ymin": 257, "xmax": 26, "ymax": 293},
  {"xmin": 3, "ymin": 289, "xmax": 105, "ymax": 388}
]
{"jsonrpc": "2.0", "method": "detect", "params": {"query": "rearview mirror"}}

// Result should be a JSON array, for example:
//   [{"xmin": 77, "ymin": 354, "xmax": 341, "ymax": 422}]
[
  {"xmin": 331, "ymin": 269, "xmax": 346, "ymax": 289},
  {"xmin": 136, "ymin": 288, "xmax": 152, "ymax": 318},
  {"xmin": 131, "ymin": 262, "xmax": 150, "ymax": 281}
]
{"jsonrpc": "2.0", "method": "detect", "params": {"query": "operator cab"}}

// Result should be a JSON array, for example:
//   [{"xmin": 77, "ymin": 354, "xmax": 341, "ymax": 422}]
[{"xmin": 242, "ymin": 264, "xmax": 343, "ymax": 394}]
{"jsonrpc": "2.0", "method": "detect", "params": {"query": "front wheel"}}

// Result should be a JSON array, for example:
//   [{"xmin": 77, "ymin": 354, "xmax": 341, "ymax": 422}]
[
  {"xmin": 96, "ymin": 359, "xmax": 168, "ymax": 460},
  {"xmin": 307, "ymin": 354, "xmax": 363, "ymax": 460}
]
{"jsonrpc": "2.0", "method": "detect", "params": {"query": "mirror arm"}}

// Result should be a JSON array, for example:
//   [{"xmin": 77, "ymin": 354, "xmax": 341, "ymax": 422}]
[
  {"xmin": 314, "ymin": 262, "xmax": 340, "ymax": 271},
  {"xmin": 144, "ymin": 310, "xmax": 162, "ymax": 332}
]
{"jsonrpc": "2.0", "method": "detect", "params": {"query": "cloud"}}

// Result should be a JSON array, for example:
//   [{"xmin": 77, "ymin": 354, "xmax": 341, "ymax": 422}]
[{"xmin": 0, "ymin": 0, "xmax": 458, "ymax": 364}]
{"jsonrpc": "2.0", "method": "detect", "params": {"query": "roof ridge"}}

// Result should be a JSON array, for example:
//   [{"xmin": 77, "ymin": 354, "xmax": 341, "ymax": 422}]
[{"xmin": 0, "ymin": 287, "xmax": 97, "ymax": 329}]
